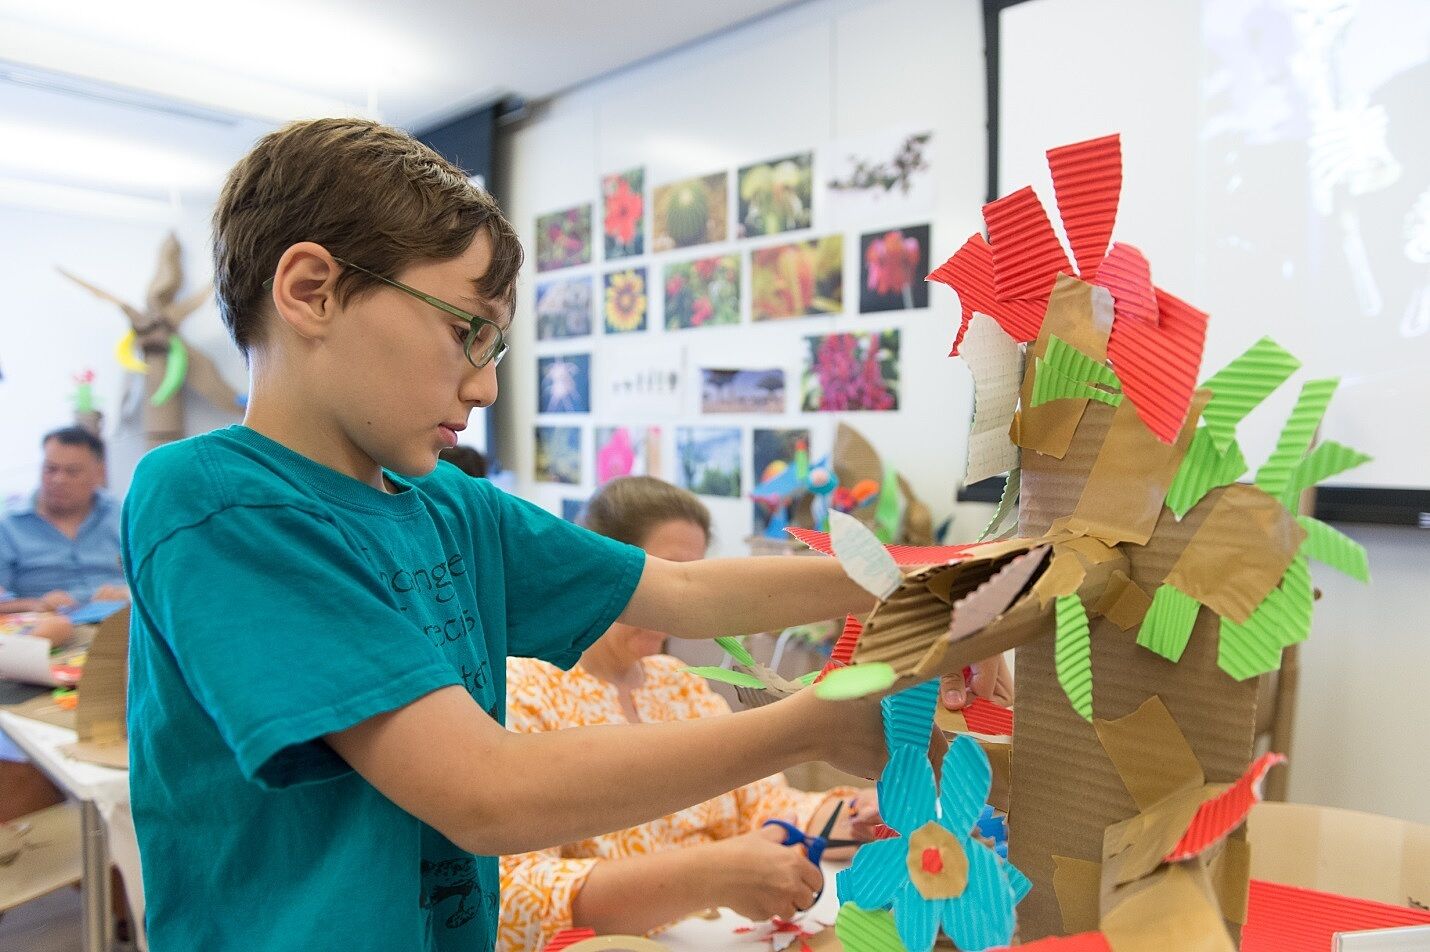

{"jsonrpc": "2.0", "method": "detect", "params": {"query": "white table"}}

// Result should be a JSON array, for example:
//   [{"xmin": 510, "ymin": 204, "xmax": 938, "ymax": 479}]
[
  {"xmin": 0, "ymin": 710, "xmax": 138, "ymax": 952},
  {"xmin": 655, "ymin": 861, "xmax": 846, "ymax": 950}
]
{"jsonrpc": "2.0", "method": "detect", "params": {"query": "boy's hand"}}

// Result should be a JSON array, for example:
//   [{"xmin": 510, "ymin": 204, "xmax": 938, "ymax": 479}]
[{"xmin": 706, "ymin": 824, "xmax": 824, "ymax": 921}]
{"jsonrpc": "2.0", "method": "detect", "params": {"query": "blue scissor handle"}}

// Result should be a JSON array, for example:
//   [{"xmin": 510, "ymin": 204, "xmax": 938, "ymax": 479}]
[
  {"xmin": 761, "ymin": 819, "xmax": 830, "ymax": 865},
  {"xmin": 762, "ymin": 818, "xmax": 806, "ymax": 849}
]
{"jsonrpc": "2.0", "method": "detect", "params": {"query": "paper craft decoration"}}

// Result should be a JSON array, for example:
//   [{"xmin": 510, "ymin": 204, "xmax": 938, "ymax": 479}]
[
  {"xmin": 60, "ymin": 232, "xmax": 242, "ymax": 448},
  {"xmin": 805, "ymin": 132, "xmax": 1371, "ymax": 944}
]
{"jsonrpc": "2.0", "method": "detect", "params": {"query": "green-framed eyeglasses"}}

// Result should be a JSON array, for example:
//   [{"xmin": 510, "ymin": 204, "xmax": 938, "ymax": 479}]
[{"xmin": 263, "ymin": 257, "xmax": 507, "ymax": 369}]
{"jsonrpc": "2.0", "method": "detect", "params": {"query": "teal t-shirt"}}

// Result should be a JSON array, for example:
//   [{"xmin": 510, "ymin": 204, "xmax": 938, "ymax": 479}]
[{"xmin": 122, "ymin": 426, "xmax": 645, "ymax": 951}]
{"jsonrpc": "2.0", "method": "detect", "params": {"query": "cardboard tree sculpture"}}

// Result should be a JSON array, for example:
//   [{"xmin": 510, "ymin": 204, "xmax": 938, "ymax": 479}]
[
  {"xmin": 59, "ymin": 232, "xmax": 243, "ymax": 448},
  {"xmin": 798, "ymin": 134, "xmax": 1371, "ymax": 950}
]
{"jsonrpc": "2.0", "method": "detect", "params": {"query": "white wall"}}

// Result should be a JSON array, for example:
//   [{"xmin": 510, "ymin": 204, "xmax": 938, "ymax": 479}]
[
  {"xmin": 498, "ymin": 0, "xmax": 1429, "ymax": 824},
  {"xmin": 0, "ymin": 203, "xmax": 246, "ymax": 503}
]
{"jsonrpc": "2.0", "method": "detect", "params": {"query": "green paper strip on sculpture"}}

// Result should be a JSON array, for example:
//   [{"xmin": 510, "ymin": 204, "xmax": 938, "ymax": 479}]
[
  {"xmin": 1165, "ymin": 427, "xmax": 1248, "ymax": 518},
  {"xmin": 1200, "ymin": 336, "xmax": 1300, "ymax": 453},
  {"xmin": 150, "ymin": 336, "xmax": 189, "ymax": 406},
  {"xmin": 1217, "ymin": 556, "xmax": 1313, "ymax": 680},
  {"xmin": 796, "ymin": 670, "xmax": 820, "ymax": 686},
  {"xmin": 1254, "ymin": 377, "xmax": 1338, "ymax": 498},
  {"xmin": 835, "ymin": 902, "xmax": 905, "ymax": 952},
  {"xmin": 979, "ymin": 468, "xmax": 1021, "ymax": 541},
  {"xmin": 713, "ymin": 635, "xmax": 756, "ymax": 669},
  {"xmin": 1296, "ymin": 515, "xmax": 1370, "ymax": 583},
  {"xmin": 815, "ymin": 662, "xmax": 898, "ymax": 700},
  {"xmin": 1031, "ymin": 358, "xmax": 1123, "ymax": 409},
  {"xmin": 874, "ymin": 464, "xmax": 902, "ymax": 544},
  {"xmin": 684, "ymin": 666, "xmax": 767, "ymax": 689},
  {"xmin": 1044, "ymin": 335, "xmax": 1120, "ymax": 389},
  {"xmin": 1054, "ymin": 594, "xmax": 1093, "ymax": 721},
  {"xmin": 1137, "ymin": 584, "xmax": 1201, "ymax": 662},
  {"xmin": 1278, "ymin": 440, "xmax": 1373, "ymax": 508}
]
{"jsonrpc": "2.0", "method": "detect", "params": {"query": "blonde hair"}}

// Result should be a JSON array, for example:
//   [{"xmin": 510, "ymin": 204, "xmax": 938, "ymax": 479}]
[
  {"xmin": 582, "ymin": 477, "xmax": 711, "ymax": 548},
  {"xmin": 212, "ymin": 117, "xmax": 522, "ymax": 354}
]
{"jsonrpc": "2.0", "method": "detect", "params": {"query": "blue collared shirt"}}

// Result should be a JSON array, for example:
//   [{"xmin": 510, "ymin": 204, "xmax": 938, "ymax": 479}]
[{"xmin": 0, "ymin": 492, "xmax": 125, "ymax": 600}]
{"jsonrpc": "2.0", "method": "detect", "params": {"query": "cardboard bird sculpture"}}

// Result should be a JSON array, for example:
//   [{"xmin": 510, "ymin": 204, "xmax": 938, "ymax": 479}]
[
  {"xmin": 800, "ymin": 134, "xmax": 1371, "ymax": 950},
  {"xmin": 59, "ymin": 231, "xmax": 242, "ymax": 448}
]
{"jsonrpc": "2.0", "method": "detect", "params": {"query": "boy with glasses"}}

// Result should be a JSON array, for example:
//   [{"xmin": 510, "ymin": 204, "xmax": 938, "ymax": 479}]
[{"xmin": 122, "ymin": 119, "xmax": 933, "ymax": 951}]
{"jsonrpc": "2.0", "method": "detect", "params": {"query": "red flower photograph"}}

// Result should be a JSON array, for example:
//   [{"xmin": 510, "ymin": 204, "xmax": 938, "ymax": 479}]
[
  {"xmin": 859, "ymin": 224, "xmax": 930, "ymax": 313},
  {"xmin": 602, "ymin": 168, "xmax": 644, "ymax": 259}
]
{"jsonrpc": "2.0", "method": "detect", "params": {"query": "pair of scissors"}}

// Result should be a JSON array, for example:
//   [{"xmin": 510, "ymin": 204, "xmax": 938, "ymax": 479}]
[{"xmin": 761, "ymin": 801, "xmax": 861, "ymax": 904}]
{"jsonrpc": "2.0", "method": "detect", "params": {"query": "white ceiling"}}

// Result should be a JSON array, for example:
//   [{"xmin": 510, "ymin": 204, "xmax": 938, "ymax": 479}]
[{"xmin": 0, "ymin": 0, "xmax": 805, "ymax": 209}]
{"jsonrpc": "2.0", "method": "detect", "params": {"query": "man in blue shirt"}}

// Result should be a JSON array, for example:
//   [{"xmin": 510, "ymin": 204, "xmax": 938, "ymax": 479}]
[{"xmin": 0, "ymin": 426, "xmax": 129, "ymax": 609}]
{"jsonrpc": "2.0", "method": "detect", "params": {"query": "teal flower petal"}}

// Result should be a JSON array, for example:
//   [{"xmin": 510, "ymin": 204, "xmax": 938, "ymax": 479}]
[
  {"xmin": 1002, "ymin": 857, "xmax": 1032, "ymax": 904},
  {"xmin": 939, "ymin": 734, "xmax": 993, "ymax": 831},
  {"xmin": 836, "ymin": 835, "xmax": 907, "ymax": 910},
  {"xmin": 879, "ymin": 745, "xmax": 937, "ymax": 833},
  {"xmin": 940, "ymin": 840, "xmax": 1016, "ymax": 951},
  {"xmin": 893, "ymin": 878, "xmax": 941, "ymax": 952},
  {"xmin": 881, "ymin": 678, "xmax": 940, "ymax": 752}
]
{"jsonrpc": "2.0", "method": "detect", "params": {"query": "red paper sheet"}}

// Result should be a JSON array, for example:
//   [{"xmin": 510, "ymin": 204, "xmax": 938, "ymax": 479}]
[
  {"xmin": 1047, "ymin": 133, "xmax": 1122, "ymax": 282},
  {"xmin": 960, "ymin": 697, "xmax": 1015, "ymax": 736},
  {"xmin": 544, "ymin": 927, "xmax": 596, "ymax": 950},
  {"xmin": 984, "ymin": 186, "xmax": 1072, "ymax": 303},
  {"xmin": 1241, "ymin": 879, "xmax": 1430, "ymax": 952},
  {"xmin": 815, "ymin": 615, "xmax": 865, "ymax": 684},
  {"xmin": 1164, "ymin": 752, "xmax": 1285, "ymax": 863},
  {"xmin": 1095, "ymin": 242, "xmax": 1157, "ymax": 326},
  {"xmin": 1106, "ymin": 285, "xmax": 1209, "ymax": 443},
  {"xmin": 787, "ymin": 527, "xmax": 979, "ymax": 566},
  {"xmin": 929, "ymin": 233, "xmax": 1045, "ymax": 351}
]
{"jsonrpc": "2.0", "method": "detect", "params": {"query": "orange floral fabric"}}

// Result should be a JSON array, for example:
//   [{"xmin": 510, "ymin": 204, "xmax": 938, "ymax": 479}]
[{"xmin": 498, "ymin": 654, "xmax": 844, "ymax": 952}]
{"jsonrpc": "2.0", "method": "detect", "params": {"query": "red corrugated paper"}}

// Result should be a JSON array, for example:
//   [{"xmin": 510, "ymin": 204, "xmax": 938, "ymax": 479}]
[
  {"xmin": 1095, "ymin": 242, "xmax": 1157, "ymax": 326},
  {"xmin": 1107, "ymin": 286, "xmax": 1209, "ymax": 443},
  {"xmin": 1047, "ymin": 133, "xmax": 1122, "ymax": 282},
  {"xmin": 544, "ymin": 927, "xmax": 597, "ymax": 950},
  {"xmin": 787, "ymin": 527, "xmax": 978, "ymax": 566},
  {"xmin": 984, "ymin": 186, "xmax": 1072, "ymax": 303},
  {"xmin": 815, "ymin": 615, "xmax": 865, "ymax": 683},
  {"xmin": 929, "ymin": 232, "xmax": 1045, "ymax": 352},
  {"xmin": 961, "ymin": 697, "xmax": 1015, "ymax": 736},
  {"xmin": 1165, "ymin": 752, "xmax": 1286, "ymax": 863},
  {"xmin": 1241, "ymin": 879, "xmax": 1430, "ymax": 952}
]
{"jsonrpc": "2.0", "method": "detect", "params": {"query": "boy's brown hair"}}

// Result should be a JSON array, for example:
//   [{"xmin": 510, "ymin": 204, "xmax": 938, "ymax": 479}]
[{"xmin": 212, "ymin": 117, "xmax": 522, "ymax": 354}]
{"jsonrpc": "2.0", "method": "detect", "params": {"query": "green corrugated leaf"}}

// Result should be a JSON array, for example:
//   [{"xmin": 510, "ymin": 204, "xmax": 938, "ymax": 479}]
[
  {"xmin": 1255, "ymin": 378, "xmax": 1338, "ymax": 499},
  {"xmin": 1165, "ymin": 427, "xmax": 1248, "ymax": 518},
  {"xmin": 814, "ymin": 662, "xmax": 898, "ymax": 700},
  {"xmin": 1137, "ymin": 584, "xmax": 1202, "ymax": 662},
  {"xmin": 1044, "ymin": 335, "xmax": 1120, "ymax": 388},
  {"xmin": 684, "ymin": 666, "xmax": 767, "ymax": 688},
  {"xmin": 979, "ymin": 467, "xmax": 1021, "ymax": 541},
  {"xmin": 1031, "ymin": 358, "xmax": 1123, "ymax": 409},
  {"xmin": 1279, "ymin": 440, "xmax": 1372, "ymax": 506},
  {"xmin": 835, "ymin": 902, "xmax": 905, "ymax": 951},
  {"xmin": 713, "ymin": 635, "xmax": 756, "ymax": 668},
  {"xmin": 1216, "ymin": 555, "xmax": 1313, "ymax": 680},
  {"xmin": 1054, "ymin": 594, "xmax": 1093, "ymax": 721},
  {"xmin": 1297, "ymin": 515, "xmax": 1370, "ymax": 582},
  {"xmin": 1201, "ymin": 337, "xmax": 1300, "ymax": 452}
]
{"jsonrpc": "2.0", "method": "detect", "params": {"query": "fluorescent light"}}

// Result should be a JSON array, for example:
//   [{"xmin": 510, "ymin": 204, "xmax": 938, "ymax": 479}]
[
  {"xmin": 0, "ymin": 177, "xmax": 180, "ymax": 222},
  {"xmin": 0, "ymin": 120, "xmax": 230, "ymax": 194}
]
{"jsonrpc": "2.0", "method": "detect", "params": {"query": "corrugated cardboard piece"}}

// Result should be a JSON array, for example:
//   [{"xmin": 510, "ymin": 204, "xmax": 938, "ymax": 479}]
[{"xmin": 60, "ymin": 606, "xmax": 129, "ymax": 769}]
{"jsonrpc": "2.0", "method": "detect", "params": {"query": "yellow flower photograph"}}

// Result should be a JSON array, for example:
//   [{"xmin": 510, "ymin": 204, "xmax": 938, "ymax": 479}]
[{"xmin": 604, "ymin": 267, "xmax": 648, "ymax": 334}]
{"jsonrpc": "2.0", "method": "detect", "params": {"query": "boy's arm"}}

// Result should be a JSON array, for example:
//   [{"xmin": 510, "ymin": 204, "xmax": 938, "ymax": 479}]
[
  {"xmin": 326, "ymin": 684, "xmax": 884, "ymax": 857},
  {"xmin": 620, "ymin": 555, "xmax": 876, "ymax": 638}
]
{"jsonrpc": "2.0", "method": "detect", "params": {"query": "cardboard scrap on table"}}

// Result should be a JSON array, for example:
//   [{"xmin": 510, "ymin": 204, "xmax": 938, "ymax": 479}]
[{"xmin": 60, "ymin": 606, "xmax": 130, "ymax": 769}]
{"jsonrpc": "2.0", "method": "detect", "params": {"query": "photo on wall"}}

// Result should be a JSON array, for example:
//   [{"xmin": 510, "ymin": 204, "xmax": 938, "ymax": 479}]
[
  {"xmin": 595, "ymin": 425, "xmax": 656, "ymax": 485},
  {"xmin": 801, "ymin": 329, "xmax": 900, "ymax": 412},
  {"xmin": 535, "ymin": 276, "xmax": 593, "ymax": 340},
  {"xmin": 597, "ymin": 338, "xmax": 685, "ymax": 418},
  {"xmin": 537, "ymin": 353, "xmax": 591, "ymax": 414},
  {"xmin": 675, "ymin": 427, "xmax": 742, "ymax": 499},
  {"xmin": 751, "ymin": 236, "xmax": 844, "ymax": 321},
  {"xmin": 859, "ymin": 224, "xmax": 931, "ymax": 313},
  {"xmin": 602, "ymin": 167, "xmax": 645, "ymax": 260},
  {"xmin": 752, "ymin": 427, "xmax": 810, "ymax": 534},
  {"xmin": 821, "ymin": 128, "xmax": 934, "ymax": 227},
  {"xmin": 700, "ymin": 368, "xmax": 786, "ymax": 414},
  {"xmin": 561, "ymin": 497, "xmax": 587, "ymax": 523},
  {"xmin": 737, "ymin": 151, "xmax": 813, "ymax": 238},
  {"xmin": 664, "ymin": 254, "xmax": 740, "ymax": 330},
  {"xmin": 652, "ymin": 171, "xmax": 728, "ymax": 251},
  {"xmin": 603, "ymin": 267, "xmax": 648, "ymax": 334},
  {"xmin": 534, "ymin": 426, "xmax": 582, "ymax": 484},
  {"xmin": 535, "ymin": 204, "xmax": 592, "ymax": 272}
]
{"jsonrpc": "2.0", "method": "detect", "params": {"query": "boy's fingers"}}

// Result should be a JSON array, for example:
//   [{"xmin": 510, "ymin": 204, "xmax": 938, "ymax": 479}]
[{"xmin": 940, "ymin": 671, "xmax": 967, "ymax": 710}]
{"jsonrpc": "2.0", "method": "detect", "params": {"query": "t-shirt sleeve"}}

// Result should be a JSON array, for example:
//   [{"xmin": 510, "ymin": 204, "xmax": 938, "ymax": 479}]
[
  {"xmin": 491, "ymin": 487, "xmax": 645, "ymax": 669},
  {"xmin": 133, "ymin": 504, "xmax": 459, "ymax": 789}
]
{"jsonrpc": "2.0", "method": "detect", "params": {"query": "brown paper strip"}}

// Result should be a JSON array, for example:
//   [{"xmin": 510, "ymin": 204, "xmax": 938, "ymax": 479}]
[
  {"xmin": 1093, "ymin": 696, "xmax": 1204, "ymax": 812},
  {"xmin": 1163, "ymin": 483, "xmax": 1306, "ymax": 625},
  {"xmin": 1094, "ymin": 570, "xmax": 1153, "ymax": 631},
  {"xmin": 1101, "ymin": 864, "xmax": 1236, "ymax": 952},
  {"xmin": 1052, "ymin": 855, "xmax": 1103, "ymax": 934},
  {"xmin": 1015, "ymin": 277, "xmax": 1115, "ymax": 459}
]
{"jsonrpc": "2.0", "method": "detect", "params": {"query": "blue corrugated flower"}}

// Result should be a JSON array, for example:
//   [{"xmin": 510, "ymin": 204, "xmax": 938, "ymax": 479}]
[{"xmin": 835, "ymin": 735, "xmax": 1030, "ymax": 952}]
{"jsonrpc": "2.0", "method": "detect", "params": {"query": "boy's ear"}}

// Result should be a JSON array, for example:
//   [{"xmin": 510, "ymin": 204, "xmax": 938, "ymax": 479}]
[{"xmin": 270, "ymin": 242, "xmax": 342, "ymax": 340}]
